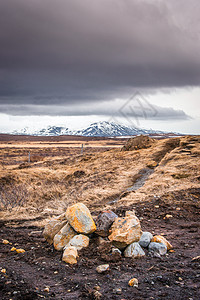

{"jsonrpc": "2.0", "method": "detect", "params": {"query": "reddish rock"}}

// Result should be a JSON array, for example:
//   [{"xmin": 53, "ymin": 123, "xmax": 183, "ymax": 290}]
[{"xmin": 95, "ymin": 210, "xmax": 118, "ymax": 237}]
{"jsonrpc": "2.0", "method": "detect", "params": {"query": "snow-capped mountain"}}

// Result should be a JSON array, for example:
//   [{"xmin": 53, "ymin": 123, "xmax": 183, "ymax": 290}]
[
  {"xmin": 75, "ymin": 121, "xmax": 149, "ymax": 137},
  {"xmin": 12, "ymin": 121, "xmax": 165, "ymax": 137},
  {"xmin": 12, "ymin": 126, "xmax": 73, "ymax": 136}
]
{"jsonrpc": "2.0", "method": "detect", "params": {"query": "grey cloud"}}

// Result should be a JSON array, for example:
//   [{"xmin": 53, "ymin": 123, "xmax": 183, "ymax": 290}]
[
  {"xmin": 0, "ymin": 0, "xmax": 200, "ymax": 112},
  {"xmin": 0, "ymin": 102, "xmax": 190, "ymax": 121}
]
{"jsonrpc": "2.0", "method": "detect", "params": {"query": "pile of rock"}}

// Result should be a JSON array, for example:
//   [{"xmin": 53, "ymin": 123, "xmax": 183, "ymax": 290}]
[{"xmin": 43, "ymin": 202, "xmax": 172, "ymax": 264}]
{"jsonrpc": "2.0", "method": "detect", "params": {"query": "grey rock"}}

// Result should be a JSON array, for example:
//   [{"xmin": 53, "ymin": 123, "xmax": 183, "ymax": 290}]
[
  {"xmin": 124, "ymin": 242, "xmax": 145, "ymax": 258},
  {"xmin": 148, "ymin": 242, "xmax": 167, "ymax": 256},
  {"xmin": 113, "ymin": 287, "xmax": 122, "ymax": 295},
  {"xmin": 139, "ymin": 232, "xmax": 153, "ymax": 248},
  {"xmin": 112, "ymin": 248, "xmax": 122, "ymax": 255}
]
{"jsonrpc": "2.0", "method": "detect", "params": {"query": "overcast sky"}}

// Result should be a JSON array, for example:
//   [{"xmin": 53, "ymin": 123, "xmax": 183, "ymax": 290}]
[{"xmin": 0, "ymin": 0, "xmax": 199, "ymax": 133}]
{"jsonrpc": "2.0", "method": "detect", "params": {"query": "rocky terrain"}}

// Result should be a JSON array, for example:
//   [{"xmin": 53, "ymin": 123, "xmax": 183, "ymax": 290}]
[{"xmin": 0, "ymin": 135, "xmax": 199, "ymax": 299}]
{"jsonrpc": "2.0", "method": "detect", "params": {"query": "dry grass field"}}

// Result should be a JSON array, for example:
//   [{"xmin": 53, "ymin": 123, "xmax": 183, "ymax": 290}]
[{"xmin": 0, "ymin": 134, "xmax": 199, "ymax": 225}]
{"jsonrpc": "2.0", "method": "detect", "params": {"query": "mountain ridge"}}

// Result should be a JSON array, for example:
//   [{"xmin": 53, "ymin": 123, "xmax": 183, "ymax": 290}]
[{"xmin": 12, "ymin": 121, "xmax": 173, "ymax": 137}]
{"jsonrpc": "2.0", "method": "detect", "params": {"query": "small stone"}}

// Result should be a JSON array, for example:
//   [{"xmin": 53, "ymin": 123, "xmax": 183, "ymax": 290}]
[
  {"xmin": 128, "ymin": 278, "xmax": 138, "ymax": 287},
  {"xmin": 176, "ymin": 207, "xmax": 181, "ymax": 211},
  {"xmin": 65, "ymin": 203, "xmax": 96, "ymax": 234},
  {"xmin": 1, "ymin": 269, "xmax": 6, "ymax": 274},
  {"xmin": 112, "ymin": 248, "xmax": 122, "ymax": 255},
  {"xmin": 65, "ymin": 234, "xmax": 89, "ymax": 251},
  {"xmin": 97, "ymin": 237, "xmax": 107, "ymax": 245},
  {"xmin": 108, "ymin": 211, "xmax": 142, "ymax": 249},
  {"xmin": 148, "ymin": 242, "xmax": 167, "ymax": 256},
  {"xmin": 113, "ymin": 287, "xmax": 122, "ymax": 294},
  {"xmin": 44, "ymin": 287, "xmax": 50, "ymax": 293},
  {"xmin": 53, "ymin": 223, "xmax": 76, "ymax": 251},
  {"xmin": 191, "ymin": 256, "xmax": 200, "ymax": 262},
  {"xmin": 178, "ymin": 277, "xmax": 183, "ymax": 281},
  {"xmin": 2, "ymin": 239, "xmax": 9, "ymax": 245},
  {"xmin": 62, "ymin": 246, "xmax": 78, "ymax": 264},
  {"xmin": 139, "ymin": 232, "xmax": 153, "ymax": 248},
  {"xmin": 163, "ymin": 214, "xmax": 173, "ymax": 219},
  {"xmin": 11, "ymin": 247, "xmax": 16, "ymax": 251},
  {"xmin": 96, "ymin": 264, "xmax": 109, "ymax": 273},
  {"xmin": 54, "ymin": 271, "xmax": 58, "ymax": 274},
  {"xmin": 43, "ymin": 213, "xmax": 67, "ymax": 244},
  {"xmin": 94, "ymin": 285, "xmax": 101, "ymax": 291},
  {"xmin": 93, "ymin": 290, "xmax": 102, "ymax": 299},
  {"xmin": 16, "ymin": 248, "xmax": 25, "ymax": 253},
  {"xmin": 95, "ymin": 210, "xmax": 118, "ymax": 237},
  {"xmin": 151, "ymin": 235, "xmax": 172, "ymax": 250},
  {"xmin": 124, "ymin": 242, "xmax": 145, "ymax": 258},
  {"xmin": 155, "ymin": 205, "xmax": 159, "ymax": 208}
]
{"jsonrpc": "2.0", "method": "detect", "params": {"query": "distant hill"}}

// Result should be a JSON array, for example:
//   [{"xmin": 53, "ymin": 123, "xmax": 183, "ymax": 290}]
[{"xmin": 12, "ymin": 121, "xmax": 175, "ymax": 137}]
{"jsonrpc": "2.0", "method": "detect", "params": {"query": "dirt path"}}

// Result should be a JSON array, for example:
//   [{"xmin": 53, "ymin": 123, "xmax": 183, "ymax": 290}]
[{"xmin": 0, "ymin": 188, "xmax": 200, "ymax": 300}]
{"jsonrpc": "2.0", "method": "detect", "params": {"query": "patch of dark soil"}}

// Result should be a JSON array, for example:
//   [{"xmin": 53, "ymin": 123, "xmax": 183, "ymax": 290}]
[
  {"xmin": 152, "ymin": 138, "xmax": 180, "ymax": 163},
  {"xmin": 122, "ymin": 135, "xmax": 155, "ymax": 151},
  {"xmin": 0, "ymin": 189, "xmax": 200, "ymax": 299},
  {"xmin": 73, "ymin": 170, "xmax": 86, "ymax": 178},
  {"xmin": 0, "ymin": 175, "xmax": 16, "ymax": 188}
]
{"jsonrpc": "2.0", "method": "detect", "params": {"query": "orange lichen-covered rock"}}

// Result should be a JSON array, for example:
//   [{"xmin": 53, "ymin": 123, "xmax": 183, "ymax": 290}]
[
  {"xmin": 108, "ymin": 211, "xmax": 142, "ymax": 249},
  {"xmin": 65, "ymin": 203, "xmax": 96, "ymax": 234},
  {"xmin": 53, "ymin": 223, "xmax": 76, "ymax": 251},
  {"xmin": 151, "ymin": 235, "xmax": 173, "ymax": 250},
  {"xmin": 43, "ymin": 213, "xmax": 67, "ymax": 245},
  {"xmin": 16, "ymin": 248, "xmax": 25, "ymax": 253},
  {"xmin": 128, "ymin": 278, "xmax": 138, "ymax": 287}
]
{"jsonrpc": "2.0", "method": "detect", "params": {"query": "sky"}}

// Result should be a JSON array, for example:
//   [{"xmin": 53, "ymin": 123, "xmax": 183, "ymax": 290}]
[{"xmin": 0, "ymin": 0, "xmax": 200, "ymax": 134}]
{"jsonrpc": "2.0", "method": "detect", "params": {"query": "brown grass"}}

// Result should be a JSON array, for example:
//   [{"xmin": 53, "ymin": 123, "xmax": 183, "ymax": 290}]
[{"xmin": 0, "ymin": 135, "xmax": 199, "ymax": 224}]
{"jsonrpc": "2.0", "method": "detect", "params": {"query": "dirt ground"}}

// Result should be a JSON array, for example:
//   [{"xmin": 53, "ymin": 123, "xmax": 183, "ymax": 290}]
[{"xmin": 0, "ymin": 187, "xmax": 200, "ymax": 300}]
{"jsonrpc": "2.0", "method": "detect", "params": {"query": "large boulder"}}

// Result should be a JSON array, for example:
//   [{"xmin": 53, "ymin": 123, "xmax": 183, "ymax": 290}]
[
  {"xmin": 62, "ymin": 246, "xmax": 78, "ymax": 264},
  {"xmin": 124, "ymin": 242, "xmax": 145, "ymax": 258},
  {"xmin": 65, "ymin": 234, "xmax": 89, "ymax": 251},
  {"xmin": 65, "ymin": 203, "xmax": 96, "ymax": 234},
  {"xmin": 95, "ymin": 210, "xmax": 118, "ymax": 237},
  {"xmin": 53, "ymin": 223, "xmax": 76, "ymax": 251},
  {"xmin": 108, "ymin": 211, "xmax": 142, "ymax": 249},
  {"xmin": 43, "ymin": 213, "xmax": 67, "ymax": 244}
]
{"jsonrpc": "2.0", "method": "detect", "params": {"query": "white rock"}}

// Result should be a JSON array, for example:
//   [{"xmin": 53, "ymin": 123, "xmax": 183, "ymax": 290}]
[
  {"xmin": 62, "ymin": 246, "xmax": 78, "ymax": 264},
  {"xmin": 53, "ymin": 223, "xmax": 76, "ymax": 251},
  {"xmin": 96, "ymin": 264, "xmax": 109, "ymax": 273},
  {"xmin": 124, "ymin": 242, "xmax": 145, "ymax": 258},
  {"xmin": 65, "ymin": 234, "xmax": 89, "ymax": 251},
  {"xmin": 139, "ymin": 232, "xmax": 153, "ymax": 248}
]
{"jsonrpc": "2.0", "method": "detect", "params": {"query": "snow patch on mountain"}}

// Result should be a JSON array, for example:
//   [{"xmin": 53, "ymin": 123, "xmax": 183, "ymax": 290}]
[{"xmin": 12, "ymin": 121, "xmax": 165, "ymax": 137}]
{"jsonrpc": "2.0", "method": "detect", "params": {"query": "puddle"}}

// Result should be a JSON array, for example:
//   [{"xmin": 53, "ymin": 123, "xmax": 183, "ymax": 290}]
[{"xmin": 109, "ymin": 167, "xmax": 154, "ymax": 204}]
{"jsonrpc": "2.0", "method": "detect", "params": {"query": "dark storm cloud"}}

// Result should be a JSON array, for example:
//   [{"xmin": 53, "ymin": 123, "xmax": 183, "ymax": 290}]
[{"xmin": 0, "ymin": 0, "xmax": 199, "ymax": 115}]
